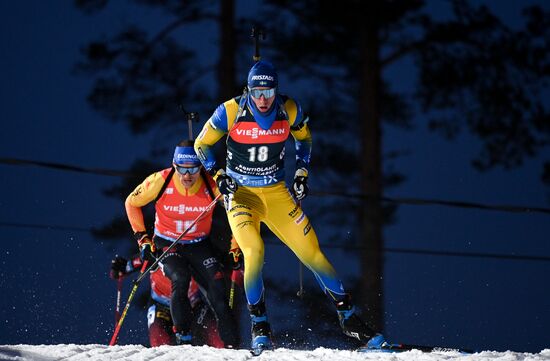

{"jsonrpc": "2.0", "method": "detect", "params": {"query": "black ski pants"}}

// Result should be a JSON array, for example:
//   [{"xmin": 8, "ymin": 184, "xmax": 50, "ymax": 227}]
[{"xmin": 155, "ymin": 237, "xmax": 237, "ymax": 347}]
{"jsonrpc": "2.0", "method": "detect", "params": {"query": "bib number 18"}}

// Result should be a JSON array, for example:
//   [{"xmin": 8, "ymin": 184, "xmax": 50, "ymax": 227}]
[{"xmin": 247, "ymin": 146, "xmax": 268, "ymax": 162}]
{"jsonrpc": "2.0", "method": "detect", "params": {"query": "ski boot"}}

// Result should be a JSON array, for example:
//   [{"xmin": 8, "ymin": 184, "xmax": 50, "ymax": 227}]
[
  {"xmin": 173, "ymin": 326, "xmax": 193, "ymax": 345},
  {"xmin": 248, "ymin": 301, "xmax": 272, "ymax": 355},
  {"xmin": 335, "ymin": 295, "xmax": 386, "ymax": 349}
]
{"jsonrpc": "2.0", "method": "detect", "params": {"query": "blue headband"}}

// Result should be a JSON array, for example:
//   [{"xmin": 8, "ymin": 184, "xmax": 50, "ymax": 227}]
[{"xmin": 173, "ymin": 146, "xmax": 200, "ymax": 166}]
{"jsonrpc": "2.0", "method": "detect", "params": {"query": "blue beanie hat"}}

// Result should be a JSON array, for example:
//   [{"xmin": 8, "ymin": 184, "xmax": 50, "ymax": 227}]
[
  {"xmin": 247, "ymin": 60, "xmax": 278, "ymax": 89},
  {"xmin": 173, "ymin": 146, "xmax": 201, "ymax": 166}
]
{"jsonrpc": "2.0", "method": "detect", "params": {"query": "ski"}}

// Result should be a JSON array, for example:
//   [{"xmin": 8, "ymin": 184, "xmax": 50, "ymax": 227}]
[
  {"xmin": 247, "ymin": 342, "xmax": 473, "ymax": 356},
  {"xmin": 356, "ymin": 342, "xmax": 474, "ymax": 354}
]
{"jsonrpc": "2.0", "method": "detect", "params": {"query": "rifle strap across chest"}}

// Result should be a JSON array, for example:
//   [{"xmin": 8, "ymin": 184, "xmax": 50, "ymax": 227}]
[{"xmin": 154, "ymin": 167, "xmax": 175, "ymax": 203}]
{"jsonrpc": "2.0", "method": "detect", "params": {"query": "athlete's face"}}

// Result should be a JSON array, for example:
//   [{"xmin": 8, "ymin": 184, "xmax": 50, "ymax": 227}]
[
  {"xmin": 174, "ymin": 164, "xmax": 201, "ymax": 189},
  {"xmin": 250, "ymin": 87, "xmax": 276, "ymax": 113}
]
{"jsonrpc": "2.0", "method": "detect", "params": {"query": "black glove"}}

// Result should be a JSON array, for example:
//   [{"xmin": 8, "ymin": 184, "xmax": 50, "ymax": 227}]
[
  {"xmin": 215, "ymin": 170, "xmax": 238, "ymax": 195},
  {"xmin": 135, "ymin": 231, "xmax": 157, "ymax": 264},
  {"xmin": 110, "ymin": 256, "xmax": 128, "ymax": 279},
  {"xmin": 292, "ymin": 168, "xmax": 309, "ymax": 201},
  {"xmin": 228, "ymin": 247, "xmax": 244, "ymax": 270}
]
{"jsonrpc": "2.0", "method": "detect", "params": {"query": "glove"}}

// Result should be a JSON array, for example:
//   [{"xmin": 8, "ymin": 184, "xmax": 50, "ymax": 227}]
[
  {"xmin": 292, "ymin": 168, "xmax": 309, "ymax": 201},
  {"xmin": 215, "ymin": 170, "xmax": 238, "ymax": 195},
  {"xmin": 110, "ymin": 256, "xmax": 128, "ymax": 279},
  {"xmin": 228, "ymin": 247, "xmax": 244, "ymax": 270},
  {"xmin": 135, "ymin": 231, "xmax": 157, "ymax": 264}
]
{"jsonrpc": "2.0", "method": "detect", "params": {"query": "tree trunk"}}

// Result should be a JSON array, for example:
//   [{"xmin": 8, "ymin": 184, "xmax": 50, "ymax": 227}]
[
  {"xmin": 217, "ymin": 0, "xmax": 236, "ymax": 102},
  {"xmin": 216, "ymin": 0, "xmax": 244, "ymax": 338},
  {"xmin": 358, "ymin": 4, "xmax": 384, "ymax": 331}
]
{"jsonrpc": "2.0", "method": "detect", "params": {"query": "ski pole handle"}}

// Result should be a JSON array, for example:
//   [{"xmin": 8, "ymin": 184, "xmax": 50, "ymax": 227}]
[{"xmin": 109, "ymin": 260, "xmax": 149, "ymax": 346}]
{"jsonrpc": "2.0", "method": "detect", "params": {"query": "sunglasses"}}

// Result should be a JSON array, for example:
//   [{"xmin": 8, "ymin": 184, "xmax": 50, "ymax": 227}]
[
  {"xmin": 175, "ymin": 165, "xmax": 201, "ymax": 175},
  {"xmin": 249, "ymin": 87, "xmax": 276, "ymax": 99}
]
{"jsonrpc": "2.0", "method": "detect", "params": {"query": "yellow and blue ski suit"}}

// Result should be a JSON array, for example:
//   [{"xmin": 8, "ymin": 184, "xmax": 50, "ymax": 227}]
[{"xmin": 195, "ymin": 94, "xmax": 347, "ymax": 305}]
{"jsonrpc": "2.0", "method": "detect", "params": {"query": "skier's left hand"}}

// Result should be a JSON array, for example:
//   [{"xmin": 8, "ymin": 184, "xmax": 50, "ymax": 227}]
[{"xmin": 292, "ymin": 168, "xmax": 309, "ymax": 201}]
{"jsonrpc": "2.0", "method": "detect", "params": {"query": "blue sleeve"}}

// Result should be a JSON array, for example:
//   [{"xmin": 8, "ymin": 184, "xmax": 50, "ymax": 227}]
[
  {"xmin": 197, "ymin": 145, "xmax": 218, "ymax": 173},
  {"xmin": 295, "ymin": 126, "xmax": 312, "ymax": 170}
]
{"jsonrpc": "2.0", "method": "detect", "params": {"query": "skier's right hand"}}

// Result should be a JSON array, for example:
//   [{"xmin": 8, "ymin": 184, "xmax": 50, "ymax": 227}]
[
  {"xmin": 110, "ymin": 256, "xmax": 128, "ymax": 279},
  {"xmin": 215, "ymin": 170, "xmax": 238, "ymax": 195},
  {"xmin": 135, "ymin": 232, "xmax": 157, "ymax": 264}
]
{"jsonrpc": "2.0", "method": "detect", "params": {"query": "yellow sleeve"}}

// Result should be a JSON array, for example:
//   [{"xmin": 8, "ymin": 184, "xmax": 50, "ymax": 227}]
[
  {"xmin": 196, "ymin": 120, "xmax": 226, "ymax": 148},
  {"xmin": 125, "ymin": 172, "xmax": 165, "ymax": 233},
  {"xmin": 224, "ymin": 98, "xmax": 240, "ymax": 130},
  {"xmin": 290, "ymin": 122, "xmax": 312, "ymax": 141},
  {"xmin": 285, "ymin": 97, "xmax": 299, "ymax": 127},
  {"xmin": 195, "ymin": 98, "xmax": 240, "ymax": 172},
  {"xmin": 285, "ymin": 97, "xmax": 311, "ymax": 140}
]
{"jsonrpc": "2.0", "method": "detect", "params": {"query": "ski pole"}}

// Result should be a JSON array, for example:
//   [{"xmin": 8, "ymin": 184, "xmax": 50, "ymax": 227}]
[
  {"xmin": 297, "ymin": 260, "xmax": 304, "ymax": 299},
  {"xmin": 228, "ymin": 269, "xmax": 240, "ymax": 309},
  {"xmin": 115, "ymin": 277, "xmax": 123, "ymax": 323},
  {"xmin": 296, "ymin": 201, "xmax": 305, "ymax": 299},
  {"xmin": 109, "ymin": 193, "xmax": 221, "ymax": 345},
  {"xmin": 109, "ymin": 260, "xmax": 149, "ymax": 346}
]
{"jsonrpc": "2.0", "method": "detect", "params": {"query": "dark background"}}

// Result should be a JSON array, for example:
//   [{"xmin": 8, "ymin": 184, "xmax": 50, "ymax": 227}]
[{"xmin": 0, "ymin": 0, "xmax": 549, "ymax": 353}]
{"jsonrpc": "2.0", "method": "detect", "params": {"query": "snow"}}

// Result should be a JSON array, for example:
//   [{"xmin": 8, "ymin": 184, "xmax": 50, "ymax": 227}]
[{"xmin": 0, "ymin": 345, "xmax": 549, "ymax": 361}]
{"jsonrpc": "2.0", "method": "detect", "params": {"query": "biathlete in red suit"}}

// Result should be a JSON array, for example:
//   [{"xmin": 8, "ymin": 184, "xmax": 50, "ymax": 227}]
[
  {"xmin": 124, "ymin": 140, "xmax": 241, "ymax": 347},
  {"xmin": 110, "ymin": 255, "xmax": 225, "ymax": 347}
]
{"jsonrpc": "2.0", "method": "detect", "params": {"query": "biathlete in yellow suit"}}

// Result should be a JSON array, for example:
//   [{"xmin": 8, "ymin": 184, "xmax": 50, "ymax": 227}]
[{"xmin": 194, "ymin": 60, "xmax": 386, "ymax": 351}]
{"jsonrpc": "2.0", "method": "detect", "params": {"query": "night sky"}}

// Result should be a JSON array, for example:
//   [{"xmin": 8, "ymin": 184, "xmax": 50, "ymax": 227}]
[{"xmin": 0, "ymin": 1, "xmax": 549, "ymax": 353}]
